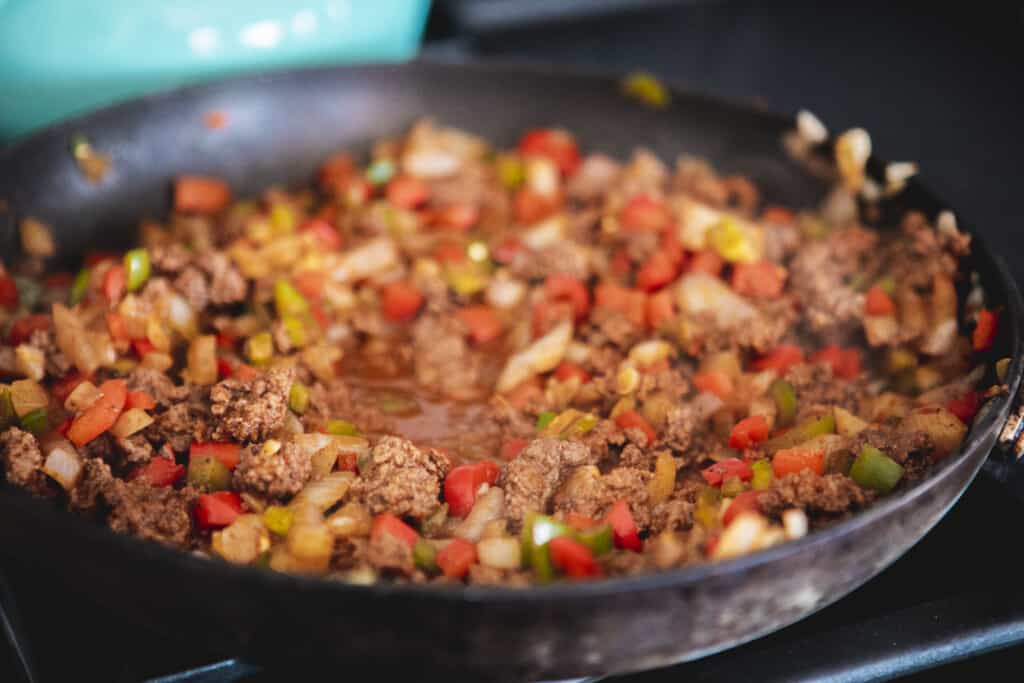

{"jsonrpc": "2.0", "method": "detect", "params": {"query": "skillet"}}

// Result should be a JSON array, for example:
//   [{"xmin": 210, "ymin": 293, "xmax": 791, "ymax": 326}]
[{"xmin": 1, "ymin": 61, "xmax": 1023, "ymax": 681}]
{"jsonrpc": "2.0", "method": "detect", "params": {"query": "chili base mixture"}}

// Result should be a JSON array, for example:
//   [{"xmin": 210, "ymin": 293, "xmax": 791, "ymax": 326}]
[{"xmin": 0, "ymin": 120, "xmax": 1002, "ymax": 585}]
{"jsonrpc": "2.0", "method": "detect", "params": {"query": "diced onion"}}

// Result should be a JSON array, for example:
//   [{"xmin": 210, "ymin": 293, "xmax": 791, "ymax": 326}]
[
  {"xmin": 212, "ymin": 514, "xmax": 270, "ymax": 564},
  {"xmin": 326, "ymin": 502, "xmax": 372, "ymax": 537},
  {"xmin": 331, "ymin": 238, "xmax": 398, "ymax": 283},
  {"xmin": 782, "ymin": 509, "xmax": 808, "ymax": 540},
  {"xmin": 796, "ymin": 109, "xmax": 828, "ymax": 144},
  {"xmin": 52, "ymin": 303, "xmax": 99, "ymax": 375},
  {"xmin": 835, "ymin": 127, "xmax": 871, "ymax": 191},
  {"xmin": 20, "ymin": 217, "xmax": 56, "ymax": 257},
  {"xmin": 285, "ymin": 513, "xmax": 333, "ymax": 573},
  {"xmin": 291, "ymin": 471, "xmax": 355, "ymax": 511},
  {"xmin": 676, "ymin": 272, "xmax": 757, "ymax": 327},
  {"xmin": 109, "ymin": 408, "xmax": 154, "ymax": 438},
  {"xmin": 65, "ymin": 381, "xmax": 104, "ymax": 412},
  {"xmin": 920, "ymin": 318, "xmax": 958, "ymax": 356},
  {"xmin": 41, "ymin": 437, "xmax": 83, "ymax": 491},
  {"xmin": 521, "ymin": 214, "xmax": 566, "ymax": 247},
  {"xmin": 477, "ymin": 536, "xmax": 522, "ymax": 570},
  {"xmin": 186, "ymin": 335, "xmax": 218, "ymax": 385},
  {"xmin": 648, "ymin": 452, "xmax": 677, "ymax": 505},
  {"xmin": 14, "ymin": 345, "xmax": 45, "ymax": 381},
  {"xmin": 713, "ymin": 512, "xmax": 768, "ymax": 560},
  {"xmin": 486, "ymin": 277, "xmax": 527, "ymax": 309},
  {"xmin": 496, "ymin": 320, "xmax": 573, "ymax": 393},
  {"xmin": 454, "ymin": 487, "xmax": 505, "ymax": 542},
  {"xmin": 10, "ymin": 379, "xmax": 48, "ymax": 417},
  {"xmin": 628, "ymin": 339, "xmax": 675, "ymax": 367}
]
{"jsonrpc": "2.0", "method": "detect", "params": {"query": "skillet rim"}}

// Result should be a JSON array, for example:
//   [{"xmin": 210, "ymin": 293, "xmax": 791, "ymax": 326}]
[{"xmin": 0, "ymin": 59, "xmax": 1020, "ymax": 605}]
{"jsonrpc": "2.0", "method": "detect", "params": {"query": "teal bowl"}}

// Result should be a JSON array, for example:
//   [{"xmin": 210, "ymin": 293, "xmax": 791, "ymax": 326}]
[{"xmin": 0, "ymin": 0, "xmax": 431, "ymax": 140}]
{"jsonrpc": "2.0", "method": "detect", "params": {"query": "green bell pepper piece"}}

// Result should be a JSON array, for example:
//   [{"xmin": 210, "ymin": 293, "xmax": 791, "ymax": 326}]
[
  {"xmin": 69, "ymin": 267, "xmax": 91, "ymax": 305},
  {"xmin": 521, "ymin": 513, "xmax": 572, "ymax": 582},
  {"xmin": 263, "ymin": 505, "xmax": 294, "ymax": 537},
  {"xmin": 694, "ymin": 485, "xmax": 722, "ymax": 529},
  {"xmin": 750, "ymin": 458, "xmax": 773, "ymax": 490},
  {"xmin": 413, "ymin": 538, "xmax": 438, "ymax": 572},
  {"xmin": 274, "ymin": 280, "xmax": 309, "ymax": 317},
  {"xmin": 721, "ymin": 475, "xmax": 746, "ymax": 497},
  {"xmin": 535, "ymin": 411, "xmax": 556, "ymax": 431},
  {"xmin": 770, "ymin": 379, "xmax": 798, "ymax": 427},
  {"xmin": 366, "ymin": 159, "xmax": 396, "ymax": 186},
  {"xmin": 0, "ymin": 388, "xmax": 16, "ymax": 431},
  {"xmin": 576, "ymin": 523, "xmax": 613, "ymax": 556},
  {"xmin": 762, "ymin": 412, "xmax": 835, "ymax": 452},
  {"xmin": 850, "ymin": 445, "xmax": 904, "ymax": 494},
  {"xmin": 326, "ymin": 419, "xmax": 361, "ymax": 436},
  {"xmin": 124, "ymin": 248, "xmax": 150, "ymax": 292},
  {"xmin": 288, "ymin": 382, "xmax": 310, "ymax": 415},
  {"xmin": 187, "ymin": 454, "xmax": 232, "ymax": 491},
  {"xmin": 19, "ymin": 408, "xmax": 48, "ymax": 435}
]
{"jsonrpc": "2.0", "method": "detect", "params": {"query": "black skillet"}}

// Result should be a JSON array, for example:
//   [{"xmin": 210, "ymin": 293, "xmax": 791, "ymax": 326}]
[{"xmin": 1, "ymin": 62, "xmax": 1023, "ymax": 682}]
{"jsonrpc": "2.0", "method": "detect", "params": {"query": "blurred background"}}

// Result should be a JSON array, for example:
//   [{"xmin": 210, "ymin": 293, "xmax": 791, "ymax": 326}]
[{"xmin": 2, "ymin": 1, "xmax": 1024, "ymax": 681}]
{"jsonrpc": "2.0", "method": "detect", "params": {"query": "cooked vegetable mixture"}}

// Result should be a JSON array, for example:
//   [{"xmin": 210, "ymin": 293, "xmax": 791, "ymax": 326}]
[{"xmin": 0, "ymin": 120, "xmax": 1003, "ymax": 585}]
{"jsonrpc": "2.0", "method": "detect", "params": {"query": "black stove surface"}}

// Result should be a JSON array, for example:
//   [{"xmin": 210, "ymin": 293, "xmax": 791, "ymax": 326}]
[{"xmin": 5, "ymin": 2, "xmax": 1024, "ymax": 681}]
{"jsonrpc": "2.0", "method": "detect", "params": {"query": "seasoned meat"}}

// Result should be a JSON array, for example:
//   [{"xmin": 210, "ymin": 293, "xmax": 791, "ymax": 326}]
[
  {"xmin": 785, "ymin": 363, "xmax": 864, "ymax": 416},
  {"xmin": 151, "ymin": 400, "xmax": 210, "ymax": 454},
  {"xmin": 104, "ymin": 480, "xmax": 198, "ymax": 548},
  {"xmin": 649, "ymin": 498, "xmax": 694, "ymax": 534},
  {"xmin": 233, "ymin": 440, "xmax": 312, "ymax": 500},
  {"xmin": 411, "ymin": 314, "xmax": 485, "ymax": 401},
  {"xmin": 758, "ymin": 470, "xmax": 874, "ymax": 518},
  {"xmin": 173, "ymin": 266, "xmax": 209, "ymax": 311},
  {"xmin": 553, "ymin": 465, "xmax": 651, "ymax": 527},
  {"xmin": 353, "ymin": 437, "xmax": 450, "ymax": 519},
  {"xmin": 209, "ymin": 366, "xmax": 294, "ymax": 442},
  {"xmin": 114, "ymin": 434, "xmax": 153, "ymax": 467},
  {"xmin": 0, "ymin": 427, "xmax": 50, "ymax": 496},
  {"xmin": 196, "ymin": 251, "xmax": 247, "ymax": 305},
  {"xmin": 499, "ymin": 438, "xmax": 595, "ymax": 523},
  {"xmin": 663, "ymin": 392, "xmax": 723, "ymax": 461},
  {"xmin": 69, "ymin": 457, "xmax": 116, "ymax": 513},
  {"xmin": 365, "ymin": 531, "xmax": 414, "ymax": 575},
  {"xmin": 848, "ymin": 426, "xmax": 931, "ymax": 464},
  {"xmin": 150, "ymin": 243, "xmax": 193, "ymax": 273},
  {"xmin": 127, "ymin": 367, "xmax": 190, "ymax": 407},
  {"xmin": 26, "ymin": 328, "xmax": 73, "ymax": 378}
]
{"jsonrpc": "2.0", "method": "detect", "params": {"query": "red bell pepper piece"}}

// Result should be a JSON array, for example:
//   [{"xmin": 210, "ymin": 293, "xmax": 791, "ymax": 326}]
[
  {"xmin": 687, "ymin": 250, "xmax": 725, "ymax": 277},
  {"xmin": 973, "ymin": 309, "xmax": 998, "ymax": 352},
  {"xmin": 606, "ymin": 500, "xmax": 642, "ymax": 552},
  {"xmin": 125, "ymin": 390, "xmax": 156, "ymax": 411},
  {"xmin": 619, "ymin": 194, "xmax": 673, "ymax": 232},
  {"xmin": 370, "ymin": 512, "xmax": 419, "ymax": 548},
  {"xmin": 67, "ymin": 379, "xmax": 127, "ymax": 447},
  {"xmin": 701, "ymin": 458, "xmax": 754, "ymax": 487},
  {"xmin": 8, "ymin": 314, "xmax": 51, "ymax": 345},
  {"xmin": 693, "ymin": 370, "xmax": 734, "ymax": 400},
  {"xmin": 0, "ymin": 274, "xmax": 19, "ymax": 309},
  {"xmin": 810, "ymin": 345, "xmax": 861, "ymax": 380},
  {"xmin": 189, "ymin": 441, "xmax": 241, "ymax": 470},
  {"xmin": 300, "ymin": 218, "xmax": 342, "ymax": 250},
  {"xmin": 751, "ymin": 344, "xmax": 805, "ymax": 374},
  {"xmin": 436, "ymin": 538, "xmax": 477, "ymax": 579},
  {"xmin": 865, "ymin": 285, "xmax": 896, "ymax": 316},
  {"xmin": 131, "ymin": 457, "xmax": 185, "ymax": 487},
  {"xmin": 102, "ymin": 265, "xmax": 126, "ymax": 303},
  {"xmin": 723, "ymin": 490, "xmax": 762, "ymax": 526},
  {"xmin": 500, "ymin": 438, "xmax": 529, "ymax": 461},
  {"xmin": 174, "ymin": 175, "xmax": 232, "ymax": 214},
  {"xmin": 636, "ymin": 250, "xmax": 679, "ymax": 292},
  {"xmin": 444, "ymin": 461, "xmax": 502, "ymax": 517},
  {"xmin": 549, "ymin": 536, "xmax": 602, "ymax": 578},
  {"xmin": 554, "ymin": 361, "xmax": 591, "ymax": 384},
  {"xmin": 728, "ymin": 415, "xmax": 770, "ymax": 450},
  {"xmin": 772, "ymin": 447, "xmax": 825, "ymax": 477},
  {"xmin": 518, "ymin": 128, "xmax": 580, "ymax": 176},
  {"xmin": 614, "ymin": 410, "xmax": 657, "ymax": 445},
  {"xmin": 946, "ymin": 390, "xmax": 981, "ymax": 424},
  {"xmin": 594, "ymin": 282, "xmax": 647, "ymax": 328},
  {"xmin": 456, "ymin": 305, "xmax": 504, "ymax": 344},
  {"xmin": 731, "ymin": 261, "xmax": 787, "ymax": 300},
  {"xmin": 194, "ymin": 491, "xmax": 243, "ymax": 530},
  {"xmin": 385, "ymin": 175, "xmax": 430, "ymax": 209},
  {"xmin": 491, "ymin": 236, "xmax": 525, "ymax": 265},
  {"xmin": 381, "ymin": 281, "xmax": 424, "ymax": 323},
  {"xmin": 545, "ymin": 274, "xmax": 591, "ymax": 322},
  {"xmin": 645, "ymin": 289, "xmax": 676, "ymax": 330}
]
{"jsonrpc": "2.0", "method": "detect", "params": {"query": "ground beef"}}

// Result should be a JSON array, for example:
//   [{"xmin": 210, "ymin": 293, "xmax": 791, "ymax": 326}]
[
  {"xmin": 567, "ymin": 154, "xmax": 621, "ymax": 202},
  {"xmin": 553, "ymin": 465, "xmax": 652, "ymax": 527},
  {"xmin": 68, "ymin": 458, "xmax": 115, "ymax": 513},
  {"xmin": 662, "ymin": 392, "xmax": 724, "ymax": 459},
  {"xmin": 150, "ymin": 243, "xmax": 193, "ymax": 274},
  {"xmin": 583, "ymin": 308, "xmax": 643, "ymax": 350},
  {"xmin": 600, "ymin": 549, "xmax": 653, "ymax": 576},
  {"xmin": 173, "ymin": 266, "xmax": 209, "ymax": 311},
  {"xmin": 411, "ymin": 314, "xmax": 485, "ymax": 401},
  {"xmin": 0, "ymin": 427, "xmax": 51, "ymax": 496},
  {"xmin": 114, "ymin": 434, "xmax": 153, "ymax": 466},
  {"xmin": 508, "ymin": 242, "xmax": 590, "ymax": 281},
  {"xmin": 617, "ymin": 444, "xmax": 651, "ymax": 469},
  {"xmin": 353, "ymin": 437, "xmax": 450, "ymax": 519},
  {"xmin": 104, "ymin": 480, "xmax": 198, "ymax": 548},
  {"xmin": 151, "ymin": 400, "xmax": 210, "ymax": 453},
  {"xmin": 233, "ymin": 440, "xmax": 312, "ymax": 500},
  {"xmin": 581, "ymin": 419, "xmax": 627, "ymax": 462},
  {"xmin": 848, "ymin": 426, "xmax": 931, "ymax": 464},
  {"xmin": 365, "ymin": 531, "xmax": 414, "ymax": 575},
  {"xmin": 127, "ymin": 367, "xmax": 190, "ymax": 407},
  {"xmin": 26, "ymin": 328, "xmax": 73, "ymax": 378},
  {"xmin": 499, "ymin": 438, "xmax": 596, "ymax": 523},
  {"xmin": 758, "ymin": 470, "xmax": 874, "ymax": 519},
  {"xmin": 882, "ymin": 213, "xmax": 970, "ymax": 291},
  {"xmin": 784, "ymin": 363, "xmax": 865, "ymax": 416},
  {"xmin": 649, "ymin": 498, "xmax": 695, "ymax": 534},
  {"xmin": 209, "ymin": 366, "xmax": 294, "ymax": 442},
  {"xmin": 196, "ymin": 251, "xmax": 247, "ymax": 305}
]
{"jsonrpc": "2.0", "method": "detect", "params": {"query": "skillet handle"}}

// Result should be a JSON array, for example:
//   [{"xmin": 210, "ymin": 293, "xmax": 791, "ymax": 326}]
[{"xmin": 981, "ymin": 389, "xmax": 1024, "ymax": 495}]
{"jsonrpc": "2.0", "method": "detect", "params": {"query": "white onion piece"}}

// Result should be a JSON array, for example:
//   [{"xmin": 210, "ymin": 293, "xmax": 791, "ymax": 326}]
[
  {"xmin": 291, "ymin": 471, "xmax": 355, "ymax": 512},
  {"xmin": 676, "ymin": 272, "xmax": 757, "ymax": 327},
  {"xmin": 41, "ymin": 438, "xmax": 83, "ymax": 491},
  {"xmin": 477, "ymin": 536, "xmax": 522, "ymax": 570},
  {"xmin": 331, "ymin": 238, "xmax": 398, "ymax": 283},
  {"xmin": 521, "ymin": 214, "xmax": 566, "ymax": 248},
  {"xmin": 496, "ymin": 320, "xmax": 572, "ymax": 393},
  {"xmin": 109, "ymin": 408, "xmax": 154, "ymax": 439},
  {"xmin": 796, "ymin": 109, "xmax": 828, "ymax": 144},
  {"xmin": 486, "ymin": 277, "xmax": 526, "ymax": 309},
  {"xmin": 454, "ymin": 487, "xmax": 504, "ymax": 542}
]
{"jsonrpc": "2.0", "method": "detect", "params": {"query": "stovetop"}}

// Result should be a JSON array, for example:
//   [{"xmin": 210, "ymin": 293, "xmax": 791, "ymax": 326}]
[{"xmin": 5, "ymin": 2, "xmax": 1024, "ymax": 681}]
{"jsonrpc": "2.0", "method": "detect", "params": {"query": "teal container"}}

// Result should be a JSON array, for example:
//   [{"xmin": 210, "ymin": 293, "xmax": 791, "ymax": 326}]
[{"xmin": 0, "ymin": 0, "xmax": 431, "ymax": 140}]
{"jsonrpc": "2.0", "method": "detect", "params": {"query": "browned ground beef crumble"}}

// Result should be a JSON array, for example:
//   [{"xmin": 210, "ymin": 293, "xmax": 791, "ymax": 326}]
[{"xmin": 0, "ymin": 120, "xmax": 998, "ymax": 584}]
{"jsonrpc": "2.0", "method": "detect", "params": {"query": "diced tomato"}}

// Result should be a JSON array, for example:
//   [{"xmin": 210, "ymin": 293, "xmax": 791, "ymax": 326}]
[
  {"xmin": 701, "ymin": 458, "xmax": 754, "ymax": 486},
  {"xmin": 636, "ymin": 251, "xmax": 678, "ymax": 292},
  {"xmin": 432, "ymin": 240, "xmax": 466, "ymax": 264},
  {"xmin": 615, "ymin": 410, "xmax": 657, "ymax": 445},
  {"xmin": 810, "ymin": 345, "xmax": 861, "ymax": 380},
  {"xmin": 611, "ymin": 247, "xmax": 632, "ymax": 277},
  {"xmin": 44, "ymin": 272, "xmax": 74, "ymax": 289},
  {"xmin": 865, "ymin": 285, "xmax": 896, "ymax": 316},
  {"xmin": 436, "ymin": 537, "xmax": 477, "ymax": 579},
  {"xmin": 102, "ymin": 265, "xmax": 126, "ymax": 303},
  {"xmin": 687, "ymin": 250, "xmax": 725, "ymax": 277},
  {"xmin": 431, "ymin": 203, "xmax": 480, "ymax": 232},
  {"xmin": 126, "ymin": 390, "xmax": 156, "ymax": 411},
  {"xmin": 66, "ymin": 379, "xmax": 127, "ymax": 447},
  {"xmin": 660, "ymin": 228, "xmax": 686, "ymax": 267},
  {"xmin": 8, "ymin": 314, "xmax": 50, "ymax": 345},
  {"xmin": 234, "ymin": 363, "xmax": 260, "ymax": 381},
  {"xmin": 545, "ymin": 274, "xmax": 591, "ymax": 322},
  {"xmin": 946, "ymin": 390, "xmax": 981, "ymax": 424},
  {"xmin": 300, "ymin": 218, "xmax": 342, "ymax": 251},
  {"xmin": 132, "ymin": 338, "xmax": 156, "ymax": 358},
  {"xmin": 565, "ymin": 512, "xmax": 600, "ymax": 530},
  {"xmin": 693, "ymin": 370, "xmax": 734, "ymax": 400},
  {"xmin": 370, "ymin": 512, "xmax": 419, "ymax": 548},
  {"xmin": 501, "ymin": 438, "xmax": 529, "ymax": 461},
  {"xmin": 194, "ymin": 491, "xmax": 243, "ymax": 530},
  {"xmin": 189, "ymin": 441, "xmax": 241, "ymax": 470},
  {"xmin": 619, "ymin": 194, "xmax": 673, "ymax": 232},
  {"xmin": 444, "ymin": 461, "xmax": 502, "ymax": 517},
  {"xmin": 456, "ymin": 305, "xmax": 504, "ymax": 344},
  {"xmin": 531, "ymin": 299, "xmax": 572, "ymax": 338},
  {"xmin": 52, "ymin": 372, "xmax": 91, "ymax": 404},
  {"xmin": 645, "ymin": 289, "xmax": 676, "ymax": 331},
  {"xmin": 0, "ymin": 275, "xmax": 18, "ymax": 309},
  {"xmin": 594, "ymin": 282, "xmax": 646, "ymax": 328},
  {"xmin": 381, "ymin": 281, "xmax": 424, "ymax": 323},
  {"xmin": 131, "ymin": 457, "xmax": 185, "ymax": 487},
  {"xmin": 723, "ymin": 490, "xmax": 762, "ymax": 526},
  {"xmin": 728, "ymin": 415, "xmax": 770, "ymax": 450},
  {"xmin": 337, "ymin": 451, "xmax": 358, "ymax": 473},
  {"xmin": 772, "ymin": 447, "xmax": 825, "ymax": 477},
  {"xmin": 492, "ymin": 237, "xmax": 525, "ymax": 264},
  {"xmin": 751, "ymin": 344, "xmax": 804, "ymax": 374},
  {"xmin": 513, "ymin": 187, "xmax": 560, "ymax": 224},
  {"xmin": 606, "ymin": 500, "xmax": 642, "ymax": 552},
  {"xmin": 549, "ymin": 536, "xmax": 602, "ymax": 578},
  {"xmin": 385, "ymin": 175, "xmax": 430, "ymax": 210},
  {"xmin": 518, "ymin": 128, "xmax": 580, "ymax": 176},
  {"xmin": 291, "ymin": 270, "xmax": 327, "ymax": 304},
  {"xmin": 216, "ymin": 332, "xmax": 236, "ymax": 351},
  {"xmin": 174, "ymin": 175, "xmax": 232, "ymax": 214},
  {"xmin": 217, "ymin": 357, "xmax": 235, "ymax": 378},
  {"xmin": 102, "ymin": 313, "xmax": 128, "ymax": 345},
  {"xmin": 761, "ymin": 205, "xmax": 796, "ymax": 226},
  {"xmin": 973, "ymin": 309, "xmax": 998, "ymax": 352},
  {"xmin": 56, "ymin": 417, "xmax": 73, "ymax": 436},
  {"xmin": 554, "ymin": 361, "xmax": 591, "ymax": 384},
  {"xmin": 317, "ymin": 153, "xmax": 355, "ymax": 194},
  {"xmin": 731, "ymin": 262, "xmax": 787, "ymax": 300}
]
